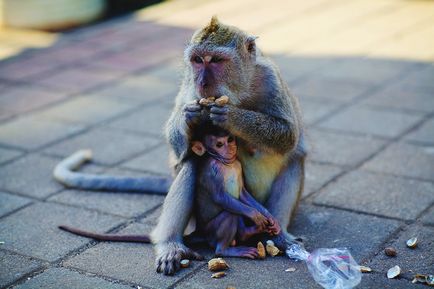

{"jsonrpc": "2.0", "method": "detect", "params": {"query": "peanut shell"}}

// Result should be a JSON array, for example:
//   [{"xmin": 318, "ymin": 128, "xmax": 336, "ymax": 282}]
[{"xmin": 208, "ymin": 258, "xmax": 229, "ymax": 271}]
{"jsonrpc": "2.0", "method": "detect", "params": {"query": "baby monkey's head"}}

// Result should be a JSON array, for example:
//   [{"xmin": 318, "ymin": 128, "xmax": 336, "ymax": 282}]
[{"xmin": 191, "ymin": 124, "xmax": 237, "ymax": 163}]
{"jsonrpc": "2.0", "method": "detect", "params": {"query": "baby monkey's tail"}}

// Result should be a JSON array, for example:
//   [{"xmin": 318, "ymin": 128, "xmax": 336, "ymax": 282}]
[{"xmin": 59, "ymin": 225, "xmax": 151, "ymax": 243}]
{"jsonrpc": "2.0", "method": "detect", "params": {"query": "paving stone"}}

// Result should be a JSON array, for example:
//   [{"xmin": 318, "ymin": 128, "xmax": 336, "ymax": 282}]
[
  {"xmin": 107, "ymin": 104, "xmax": 171, "ymax": 137},
  {"xmin": 292, "ymin": 76, "xmax": 371, "ymax": 103},
  {"xmin": 0, "ymin": 115, "xmax": 85, "ymax": 150},
  {"xmin": 38, "ymin": 95, "xmax": 135, "ymax": 125},
  {"xmin": 307, "ymin": 129, "xmax": 386, "ymax": 167},
  {"xmin": 0, "ymin": 56, "xmax": 59, "ymax": 81},
  {"xmin": 93, "ymin": 74, "xmax": 178, "ymax": 105},
  {"xmin": 0, "ymin": 250, "xmax": 46, "ymax": 288},
  {"xmin": 0, "ymin": 154, "xmax": 66, "ymax": 198},
  {"xmin": 140, "ymin": 206, "xmax": 162, "ymax": 226},
  {"xmin": 399, "ymin": 65, "xmax": 434, "ymax": 93},
  {"xmin": 0, "ymin": 191, "xmax": 32, "ymax": 217},
  {"xmin": 175, "ymin": 255, "xmax": 317, "ymax": 289},
  {"xmin": 359, "ymin": 83, "xmax": 434, "ymax": 113},
  {"xmin": 303, "ymin": 162, "xmax": 344, "ymax": 198},
  {"xmin": 0, "ymin": 147, "xmax": 23, "ymax": 164},
  {"xmin": 298, "ymin": 98, "xmax": 341, "ymax": 126},
  {"xmin": 0, "ymin": 202, "xmax": 124, "ymax": 262},
  {"xmin": 45, "ymin": 127, "xmax": 160, "ymax": 165},
  {"xmin": 368, "ymin": 225, "xmax": 434, "ymax": 279},
  {"xmin": 0, "ymin": 85, "xmax": 68, "ymax": 115},
  {"xmin": 49, "ymin": 188, "xmax": 164, "ymax": 218},
  {"xmin": 312, "ymin": 58, "xmax": 410, "ymax": 85},
  {"xmin": 362, "ymin": 142, "xmax": 434, "ymax": 182},
  {"xmin": 121, "ymin": 144, "xmax": 171, "ymax": 175},
  {"xmin": 420, "ymin": 206, "xmax": 434, "ymax": 226},
  {"xmin": 64, "ymin": 223, "xmax": 202, "ymax": 289},
  {"xmin": 14, "ymin": 267, "xmax": 133, "ymax": 289},
  {"xmin": 33, "ymin": 67, "xmax": 121, "ymax": 94},
  {"xmin": 360, "ymin": 273, "xmax": 427, "ymax": 289},
  {"xmin": 319, "ymin": 106, "xmax": 424, "ymax": 138},
  {"xmin": 404, "ymin": 117, "xmax": 434, "ymax": 145},
  {"xmin": 314, "ymin": 170, "xmax": 434, "ymax": 220},
  {"xmin": 290, "ymin": 204, "xmax": 401, "ymax": 262}
]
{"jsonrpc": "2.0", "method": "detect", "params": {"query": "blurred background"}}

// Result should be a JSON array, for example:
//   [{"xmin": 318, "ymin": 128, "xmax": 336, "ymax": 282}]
[{"xmin": 0, "ymin": 1, "xmax": 433, "ymax": 288}]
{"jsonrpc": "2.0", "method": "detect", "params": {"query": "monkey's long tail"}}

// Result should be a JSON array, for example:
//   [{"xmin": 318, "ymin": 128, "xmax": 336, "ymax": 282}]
[
  {"xmin": 59, "ymin": 225, "xmax": 151, "ymax": 243},
  {"xmin": 53, "ymin": 150, "xmax": 172, "ymax": 194}
]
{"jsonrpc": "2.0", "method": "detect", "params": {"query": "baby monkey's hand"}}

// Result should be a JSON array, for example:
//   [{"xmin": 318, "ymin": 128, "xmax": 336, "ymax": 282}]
[{"xmin": 266, "ymin": 217, "xmax": 281, "ymax": 236}]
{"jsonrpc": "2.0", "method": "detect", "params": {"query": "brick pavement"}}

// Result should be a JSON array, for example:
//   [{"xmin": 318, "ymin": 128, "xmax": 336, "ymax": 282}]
[{"xmin": 0, "ymin": 0, "xmax": 433, "ymax": 288}]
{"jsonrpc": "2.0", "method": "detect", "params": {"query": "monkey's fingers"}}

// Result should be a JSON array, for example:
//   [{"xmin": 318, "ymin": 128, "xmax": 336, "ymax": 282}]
[
  {"xmin": 210, "ymin": 106, "xmax": 228, "ymax": 115},
  {"xmin": 182, "ymin": 247, "xmax": 204, "ymax": 261},
  {"xmin": 184, "ymin": 103, "xmax": 202, "ymax": 112}
]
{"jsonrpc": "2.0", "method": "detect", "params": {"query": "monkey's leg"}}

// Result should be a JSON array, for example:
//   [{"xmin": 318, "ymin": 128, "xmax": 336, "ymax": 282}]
[
  {"xmin": 152, "ymin": 160, "xmax": 203, "ymax": 276},
  {"xmin": 236, "ymin": 217, "xmax": 261, "ymax": 242},
  {"xmin": 207, "ymin": 212, "xmax": 259, "ymax": 259},
  {"xmin": 264, "ymin": 155, "xmax": 305, "ymax": 250}
]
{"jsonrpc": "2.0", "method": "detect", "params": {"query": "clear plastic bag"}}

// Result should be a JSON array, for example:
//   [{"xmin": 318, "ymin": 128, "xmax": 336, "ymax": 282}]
[{"xmin": 286, "ymin": 244, "xmax": 361, "ymax": 289}]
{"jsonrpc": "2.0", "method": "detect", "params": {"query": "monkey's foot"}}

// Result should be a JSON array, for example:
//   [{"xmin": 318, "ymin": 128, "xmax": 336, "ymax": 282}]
[
  {"xmin": 155, "ymin": 241, "xmax": 203, "ymax": 275},
  {"xmin": 216, "ymin": 246, "xmax": 259, "ymax": 259},
  {"xmin": 268, "ymin": 231, "xmax": 303, "ymax": 252}
]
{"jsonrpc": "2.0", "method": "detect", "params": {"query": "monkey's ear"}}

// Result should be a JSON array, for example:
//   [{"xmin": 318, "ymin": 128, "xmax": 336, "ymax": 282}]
[
  {"xmin": 192, "ymin": 141, "xmax": 206, "ymax": 156},
  {"xmin": 246, "ymin": 36, "xmax": 258, "ymax": 56}
]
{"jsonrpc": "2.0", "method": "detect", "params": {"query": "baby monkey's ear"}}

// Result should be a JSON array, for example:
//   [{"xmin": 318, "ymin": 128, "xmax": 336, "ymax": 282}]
[{"xmin": 192, "ymin": 141, "xmax": 206, "ymax": 156}]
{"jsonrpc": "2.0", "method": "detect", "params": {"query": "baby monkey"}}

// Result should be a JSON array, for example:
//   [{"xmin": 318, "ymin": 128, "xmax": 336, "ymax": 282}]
[{"xmin": 192, "ymin": 124, "xmax": 281, "ymax": 259}]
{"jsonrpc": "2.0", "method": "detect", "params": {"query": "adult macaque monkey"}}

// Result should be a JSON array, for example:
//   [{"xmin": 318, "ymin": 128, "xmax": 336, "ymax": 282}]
[
  {"xmin": 154, "ymin": 17, "xmax": 305, "ymax": 274},
  {"xmin": 54, "ymin": 17, "xmax": 305, "ymax": 276}
]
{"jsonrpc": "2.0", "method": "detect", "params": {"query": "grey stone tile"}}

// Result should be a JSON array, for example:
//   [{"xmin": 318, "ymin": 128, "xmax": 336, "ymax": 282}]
[
  {"xmin": 290, "ymin": 204, "xmax": 401, "ymax": 262},
  {"xmin": 293, "ymin": 76, "xmax": 371, "ymax": 103},
  {"xmin": 49, "ymin": 189, "xmax": 164, "ymax": 218},
  {"xmin": 0, "ymin": 147, "xmax": 23, "ymax": 164},
  {"xmin": 140, "ymin": 206, "xmax": 162, "ymax": 226},
  {"xmin": 314, "ymin": 170, "xmax": 434, "ymax": 220},
  {"xmin": 107, "ymin": 104, "xmax": 171, "ymax": 137},
  {"xmin": 404, "ymin": 117, "xmax": 434, "ymax": 145},
  {"xmin": 359, "ymin": 83, "xmax": 434, "ymax": 113},
  {"xmin": 399, "ymin": 65, "xmax": 434, "ymax": 92},
  {"xmin": 420, "ymin": 206, "xmax": 434, "ymax": 226},
  {"xmin": 319, "ymin": 106, "xmax": 424, "ymax": 138},
  {"xmin": 120, "ymin": 144, "xmax": 171, "ymax": 175},
  {"xmin": 0, "ymin": 154, "xmax": 65, "ymax": 198},
  {"xmin": 307, "ymin": 129, "xmax": 386, "ymax": 166},
  {"xmin": 360, "ymin": 273, "xmax": 427, "ymax": 289},
  {"xmin": 64, "ymin": 223, "xmax": 203, "ymax": 289},
  {"xmin": 0, "ymin": 85, "xmax": 67, "ymax": 115},
  {"xmin": 303, "ymin": 162, "xmax": 344, "ymax": 198},
  {"xmin": 362, "ymin": 142, "xmax": 434, "ymax": 182},
  {"xmin": 298, "ymin": 98, "xmax": 341, "ymax": 126},
  {"xmin": 45, "ymin": 127, "xmax": 160, "ymax": 165},
  {"xmin": 93, "ymin": 74, "xmax": 178, "ymax": 105},
  {"xmin": 14, "ymin": 267, "xmax": 133, "ymax": 289},
  {"xmin": 312, "ymin": 58, "xmax": 409, "ymax": 85},
  {"xmin": 0, "ymin": 250, "xmax": 46, "ymax": 288},
  {"xmin": 368, "ymin": 225, "xmax": 434, "ymax": 279},
  {"xmin": 0, "ymin": 191, "xmax": 32, "ymax": 217},
  {"xmin": 38, "ymin": 95, "xmax": 135, "ymax": 125},
  {"xmin": 175, "ymin": 256, "xmax": 317, "ymax": 289},
  {"xmin": 0, "ymin": 202, "xmax": 124, "ymax": 261},
  {"xmin": 0, "ymin": 115, "xmax": 85, "ymax": 150}
]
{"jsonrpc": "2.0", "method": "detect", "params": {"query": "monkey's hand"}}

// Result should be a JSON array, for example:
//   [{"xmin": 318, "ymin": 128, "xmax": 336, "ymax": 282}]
[
  {"xmin": 155, "ymin": 241, "xmax": 203, "ymax": 275},
  {"xmin": 209, "ymin": 104, "xmax": 230, "ymax": 128},
  {"xmin": 266, "ymin": 217, "xmax": 281, "ymax": 236},
  {"xmin": 183, "ymin": 101, "xmax": 202, "ymax": 127},
  {"xmin": 249, "ymin": 210, "xmax": 269, "ymax": 231}
]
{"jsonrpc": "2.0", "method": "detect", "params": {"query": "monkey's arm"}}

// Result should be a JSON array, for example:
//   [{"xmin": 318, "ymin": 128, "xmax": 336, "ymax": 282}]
[{"xmin": 211, "ymin": 104, "xmax": 299, "ymax": 154}]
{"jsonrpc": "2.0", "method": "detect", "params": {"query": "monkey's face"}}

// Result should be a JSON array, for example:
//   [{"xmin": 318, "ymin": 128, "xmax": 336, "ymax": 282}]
[
  {"xmin": 189, "ymin": 51, "xmax": 234, "ymax": 98},
  {"xmin": 206, "ymin": 135, "xmax": 237, "ymax": 160}
]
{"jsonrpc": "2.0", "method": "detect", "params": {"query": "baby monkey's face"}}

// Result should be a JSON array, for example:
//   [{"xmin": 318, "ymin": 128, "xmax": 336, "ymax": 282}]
[{"xmin": 206, "ymin": 135, "xmax": 237, "ymax": 159}]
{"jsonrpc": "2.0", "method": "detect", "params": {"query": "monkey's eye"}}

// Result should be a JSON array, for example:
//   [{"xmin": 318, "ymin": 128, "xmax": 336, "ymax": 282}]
[
  {"xmin": 193, "ymin": 56, "xmax": 203, "ymax": 64},
  {"xmin": 216, "ymin": 142, "xmax": 224, "ymax": 148},
  {"xmin": 228, "ymin": 136, "xmax": 234, "ymax": 143},
  {"xmin": 211, "ymin": 56, "xmax": 223, "ymax": 63}
]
